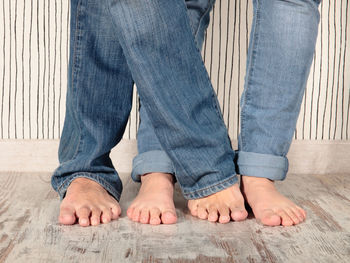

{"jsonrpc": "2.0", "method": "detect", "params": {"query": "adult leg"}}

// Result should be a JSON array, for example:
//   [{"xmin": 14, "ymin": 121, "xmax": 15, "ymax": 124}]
[
  {"xmin": 238, "ymin": 0, "xmax": 321, "ymax": 226},
  {"xmin": 51, "ymin": 0, "xmax": 134, "ymax": 226},
  {"xmin": 106, "ymin": 0, "xmax": 247, "ymax": 220},
  {"xmin": 128, "ymin": 0, "xmax": 219, "ymax": 225},
  {"xmin": 132, "ymin": 0, "xmax": 214, "ymax": 180},
  {"xmin": 107, "ymin": 0, "xmax": 247, "ymax": 224}
]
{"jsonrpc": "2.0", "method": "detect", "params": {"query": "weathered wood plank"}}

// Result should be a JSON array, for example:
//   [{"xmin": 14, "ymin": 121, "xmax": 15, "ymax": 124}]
[{"xmin": 0, "ymin": 172, "xmax": 349, "ymax": 262}]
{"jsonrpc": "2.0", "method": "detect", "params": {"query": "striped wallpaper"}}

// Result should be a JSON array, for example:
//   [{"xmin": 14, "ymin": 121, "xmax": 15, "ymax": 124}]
[{"xmin": 0, "ymin": 0, "xmax": 349, "ymax": 140}]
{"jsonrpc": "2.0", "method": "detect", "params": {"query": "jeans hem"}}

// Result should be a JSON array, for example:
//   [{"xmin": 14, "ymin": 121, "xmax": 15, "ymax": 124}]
[
  {"xmin": 56, "ymin": 172, "xmax": 122, "ymax": 201},
  {"xmin": 236, "ymin": 151, "xmax": 288, "ymax": 181},
  {"xmin": 182, "ymin": 174, "xmax": 239, "ymax": 200},
  {"xmin": 131, "ymin": 150, "xmax": 174, "ymax": 182}
]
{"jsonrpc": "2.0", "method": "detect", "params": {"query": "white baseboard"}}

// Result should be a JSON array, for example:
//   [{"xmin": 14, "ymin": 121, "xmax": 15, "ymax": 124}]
[
  {"xmin": 0, "ymin": 139, "xmax": 349, "ymax": 174},
  {"xmin": 0, "ymin": 139, "xmax": 138, "ymax": 174}
]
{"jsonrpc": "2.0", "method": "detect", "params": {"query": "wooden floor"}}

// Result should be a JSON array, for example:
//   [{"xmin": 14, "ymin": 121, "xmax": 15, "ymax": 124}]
[{"xmin": 0, "ymin": 172, "xmax": 349, "ymax": 263}]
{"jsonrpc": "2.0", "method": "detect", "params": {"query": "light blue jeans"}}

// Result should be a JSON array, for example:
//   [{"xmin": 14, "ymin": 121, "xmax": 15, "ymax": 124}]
[
  {"xmin": 133, "ymin": 0, "xmax": 321, "ymax": 181},
  {"xmin": 52, "ymin": 0, "xmax": 238, "ymax": 201}
]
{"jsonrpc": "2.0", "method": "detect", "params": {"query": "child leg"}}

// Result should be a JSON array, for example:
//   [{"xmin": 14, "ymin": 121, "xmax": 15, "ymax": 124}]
[{"xmin": 128, "ymin": 0, "xmax": 217, "ymax": 225}]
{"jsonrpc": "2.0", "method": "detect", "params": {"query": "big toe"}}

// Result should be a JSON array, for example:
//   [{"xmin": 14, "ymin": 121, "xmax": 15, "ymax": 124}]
[
  {"xmin": 259, "ymin": 209, "xmax": 282, "ymax": 226},
  {"xmin": 111, "ymin": 205, "xmax": 121, "ymax": 220},
  {"xmin": 59, "ymin": 207, "xmax": 76, "ymax": 225},
  {"xmin": 126, "ymin": 207, "xmax": 134, "ymax": 219},
  {"xmin": 231, "ymin": 208, "xmax": 248, "ymax": 222},
  {"xmin": 161, "ymin": 210, "xmax": 177, "ymax": 224},
  {"xmin": 187, "ymin": 201, "xmax": 198, "ymax": 217}
]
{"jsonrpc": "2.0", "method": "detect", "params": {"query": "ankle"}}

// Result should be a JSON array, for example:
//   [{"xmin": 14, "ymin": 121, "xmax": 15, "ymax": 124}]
[
  {"xmin": 241, "ymin": 176, "xmax": 275, "ymax": 189},
  {"xmin": 141, "ymin": 172, "xmax": 175, "ymax": 185}
]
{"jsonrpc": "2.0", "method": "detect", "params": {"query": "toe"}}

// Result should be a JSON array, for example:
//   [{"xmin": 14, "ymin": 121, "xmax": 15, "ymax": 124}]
[
  {"xmin": 90, "ymin": 208, "xmax": 102, "ymax": 226},
  {"xmin": 296, "ymin": 206, "xmax": 307, "ymax": 219},
  {"xmin": 197, "ymin": 206, "xmax": 208, "ymax": 220},
  {"xmin": 207, "ymin": 205, "xmax": 219, "ymax": 222},
  {"xmin": 149, "ymin": 208, "xmax": 162, "ymax": 225},
  {"xmin": 187, "ymin": 200, "xmax": 194, "ymax": 210},
  {"xmin": 140, "ymin": 208, "xmax": 150, "ymax": 224},
  {"xmin": 285, "ymin": 208, "xmax": 300, "ymax": 225},
  {"xmin": 161, "ymin": 209, "xmax": 177, "ymax": 224},
  {"xmin": 218, "ymin": 206, "xmax": 230, "ymax": 224},
  {"xmin": 111, "ymin": 205, "xmax": 121, "ymax": 220},
  {"xmin": 76, "ymin": 207, "xmax": 91, "ymax": 227},
  {"xmin": 229, "ymin": 205, "xmax": 248, "ymax": 222},
  {"xmin": 188, "ymin": 201, "xmax": 198, "ymax": 217},
  {"xmin": 101, "ymin": 208, "xmax": 112, "ymax": 224},
  {"xmin": 277, "ymin": 210, "xmax": 294, "ymax": 226},
  {"xmin": 292, "ymin": 207, "xmax": 305, "ymax": 222},
  {"xmin": 132, "ymin": 208, "xmax": 141, "ymax": 222},
  {"xmin": 59, "ymin": 206, "xmax": 76, "ymax": 225},
  {"xmin": 259, "ymin": 209, "xmax": 281, "ymax": 226},
  {"xmin": 127, "ymin": 207, "xmax": 134, "ymax": 219},
  {"xmin": 229, "ymin": 201, "xmax": 248, "ymax": 221}
]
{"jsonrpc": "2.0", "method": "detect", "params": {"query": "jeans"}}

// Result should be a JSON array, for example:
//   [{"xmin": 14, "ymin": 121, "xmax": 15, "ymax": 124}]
[
  {"xmin": 133, "ymin": 0, "xmax": 321, "ymax": 182},
  {"xmin": 52, "ymin": 0, "xmax": 238, "ymax": 201},
  {"xmin": 133, "ymin": 0, "xmax": 215, "ymax": 181}
]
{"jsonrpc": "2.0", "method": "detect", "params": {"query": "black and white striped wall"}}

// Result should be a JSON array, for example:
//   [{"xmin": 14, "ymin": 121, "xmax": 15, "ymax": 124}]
[{"xmin": 0, "ymin": 0, "xmax": 349, "ymax": 174}]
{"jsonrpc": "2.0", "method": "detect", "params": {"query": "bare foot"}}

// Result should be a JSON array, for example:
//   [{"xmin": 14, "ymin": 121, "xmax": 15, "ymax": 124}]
[
  {"xmin": 241, "ymin": 176, "xmax": 306, "ymax": 226},
  {"xmin": 187, "ymin": 184, "xmax": 248, "ymax": 224},
  {"xmin": 59, "ymin": 177, "xmax": 121, "ymax": 227},
  {"xmin": 127, "ymin": 173, "xmax": 177, "ymax": 225}
]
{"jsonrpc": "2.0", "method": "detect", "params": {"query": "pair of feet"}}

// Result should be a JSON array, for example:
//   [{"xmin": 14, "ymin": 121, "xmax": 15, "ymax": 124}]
[{"xmin": 59, "ymin": 173, "xmax": 306, "ymax": 227}]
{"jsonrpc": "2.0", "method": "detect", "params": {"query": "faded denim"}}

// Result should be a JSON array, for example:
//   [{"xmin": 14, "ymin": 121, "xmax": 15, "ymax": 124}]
[
  {"xmin": 133, "ymin": 0, "xmax": 215, "ymax": 181},
  {"xmin": 134, "ymin": 0, "xmax": 321, "ymax": 182}
]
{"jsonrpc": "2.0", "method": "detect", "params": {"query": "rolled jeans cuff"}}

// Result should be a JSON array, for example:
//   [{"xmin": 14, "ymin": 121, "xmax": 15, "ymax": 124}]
[
  {"xmin": 56, "ymin": 172, "xmax": 122, "ymax": 201},
  {"xmin": 236, "ymin": 151, "xmax": 288, "ymax": 181},
  {"xmin": 131, "ymin": 150, "xmax": 175, "ymax": 182}
]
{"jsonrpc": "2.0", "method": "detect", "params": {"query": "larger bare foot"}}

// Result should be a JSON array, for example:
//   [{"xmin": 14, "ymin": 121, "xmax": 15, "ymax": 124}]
[
  {"xmin": 127, "ymin": 173, "xmax": 177, "ymax": 225},
  {"xmin": 59, "ymin": 178, "xmax": 121, "ymax": 227},
  {"xmin": 241, "ymin": 176, "xmax": 306, "ymax": 226},
  {"xmin": 187, "ymin": 184, "xmax": 248, "ymax": 224}
]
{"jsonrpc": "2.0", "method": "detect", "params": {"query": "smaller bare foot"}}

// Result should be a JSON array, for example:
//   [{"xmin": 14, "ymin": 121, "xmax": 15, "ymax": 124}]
[
  {"xmin": 187, "ymin": 184, "xmax": 248, "ymax": 224},
  {"xmin": 241, "ymin": 176, "xmax": 306, "ymax": 226},
  {"xmin": 127, "ymin": 173, "xmax": 177, "ymax": 225},
  {"xmin": 59, "ymin": 177, "xmax": 121, "ymax": 227}
]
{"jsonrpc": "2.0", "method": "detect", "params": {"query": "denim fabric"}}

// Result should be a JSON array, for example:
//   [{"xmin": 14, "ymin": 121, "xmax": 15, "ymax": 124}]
[
  {"xmin": 132, "ymin": 0, "xmax": 215, "ymax": 181},
  {"xmin": 52, "ymin": 0, "xmax": 238, "ymax": 201},
  {"xmin": 51, "ymin": 0, "xmax": 135, "ymax": 201},
  {"xmin": 135, "ymin": 0, "xmax": 321, "ymax": 182},
  {"xmin": 237, "ymin": 0, "xmax": 321, "ymax": 180}
]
